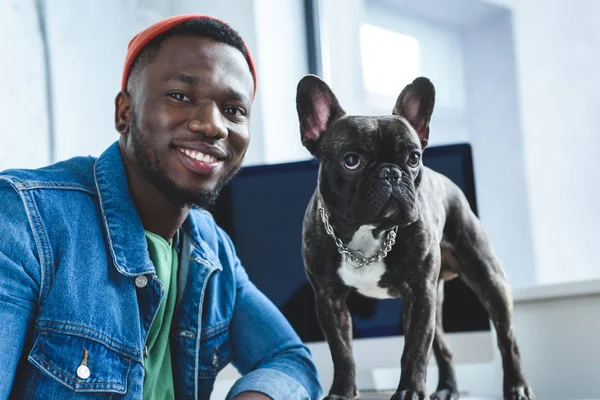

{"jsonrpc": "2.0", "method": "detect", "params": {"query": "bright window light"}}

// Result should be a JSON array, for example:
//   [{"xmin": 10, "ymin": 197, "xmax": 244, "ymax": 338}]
[{"xmin": 360, "ymin": 24, "xmax": 421, "ymax": 98}]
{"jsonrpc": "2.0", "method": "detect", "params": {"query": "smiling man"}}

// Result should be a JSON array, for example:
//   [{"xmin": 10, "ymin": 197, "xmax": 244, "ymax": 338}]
[{"xmin": 0, "ymin": 15, "xmax": 321, "ymax": 400}]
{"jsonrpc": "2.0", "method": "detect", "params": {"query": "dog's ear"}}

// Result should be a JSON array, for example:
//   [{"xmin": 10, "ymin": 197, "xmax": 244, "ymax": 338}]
[
  {"xmin": 296, "ymin": 75, "xmax": 345, "ymax": 154},
  {"xmin": 393, "ymin": 77, "xmax": 435, "ymax": 149}
]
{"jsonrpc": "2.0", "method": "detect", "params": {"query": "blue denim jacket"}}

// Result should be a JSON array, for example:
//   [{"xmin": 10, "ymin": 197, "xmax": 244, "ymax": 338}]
[{"xmin": 0, "ymin": 142, "xmax": 321, "ymax": 400}]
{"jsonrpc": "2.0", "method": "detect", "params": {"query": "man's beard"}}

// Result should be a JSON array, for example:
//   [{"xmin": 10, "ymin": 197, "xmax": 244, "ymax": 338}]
[{"xmin": 129, "ymin": 113, "xmax": 237, "ymax": 210}]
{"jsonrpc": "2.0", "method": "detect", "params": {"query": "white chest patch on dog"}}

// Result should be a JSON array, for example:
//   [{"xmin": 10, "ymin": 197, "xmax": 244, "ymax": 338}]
[{"xmin": 337, "ymin": 225, "xmax": 394, "ymax": 299}]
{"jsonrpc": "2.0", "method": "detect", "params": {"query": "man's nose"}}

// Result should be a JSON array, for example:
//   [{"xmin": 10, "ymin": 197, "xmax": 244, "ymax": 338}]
[
  {"xmin": 186, "ymin": 104, "xmax": 228, "ymax": 139},
  {"xmin": 379, "ymin": 165, "xmax": 402, "ymax": 185}
]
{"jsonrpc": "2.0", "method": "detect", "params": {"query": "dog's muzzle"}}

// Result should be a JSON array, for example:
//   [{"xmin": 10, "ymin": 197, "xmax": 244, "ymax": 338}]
[{"xmin": 379, "ymin": 164, "xmax": 402, "ymax": 186}]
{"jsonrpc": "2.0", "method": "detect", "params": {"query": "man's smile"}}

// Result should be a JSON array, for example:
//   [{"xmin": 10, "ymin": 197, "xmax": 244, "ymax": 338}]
[{"xmin": 174, "ymin": 146, "xmax": 224, "ymax": 175}]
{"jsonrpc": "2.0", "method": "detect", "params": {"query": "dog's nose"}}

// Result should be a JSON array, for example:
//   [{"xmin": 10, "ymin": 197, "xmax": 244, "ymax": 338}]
[{"xmin": 379, "ymin": 166, "xmax": 401, "ymax": 184}]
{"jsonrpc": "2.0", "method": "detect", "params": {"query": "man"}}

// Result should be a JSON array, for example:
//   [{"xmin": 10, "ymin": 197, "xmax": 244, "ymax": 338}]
[{"xmin": 0, "ymin": 14, "xmax": 321, "ymax": 400}]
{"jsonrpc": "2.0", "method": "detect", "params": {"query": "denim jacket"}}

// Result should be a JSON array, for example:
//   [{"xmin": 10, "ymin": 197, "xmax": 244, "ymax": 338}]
[{"xmin": 0, "ymin": 142, "xmax": 321, "ymax": 400}]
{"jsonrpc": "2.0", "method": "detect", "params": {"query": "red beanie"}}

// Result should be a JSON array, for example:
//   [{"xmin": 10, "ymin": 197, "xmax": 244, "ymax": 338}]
[{"xmin": 121, "ymin": 14, "xmax": 257, "ymax": 98}]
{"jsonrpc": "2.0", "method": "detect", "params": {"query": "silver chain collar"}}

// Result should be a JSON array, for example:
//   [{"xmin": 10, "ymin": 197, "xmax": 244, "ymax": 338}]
[{"xmin": 317, "ymin": 200, "xmax": 398, "ymax": 270}]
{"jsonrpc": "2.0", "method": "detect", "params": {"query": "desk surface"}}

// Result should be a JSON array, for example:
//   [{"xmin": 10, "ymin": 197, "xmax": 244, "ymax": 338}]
[
  {"xmin": 359, "ymin": 393, "xmax": 498, "ymax": 400},
  {"xmin": 359, "ymin": 395, "xmax": 597, "ymax": 400}
]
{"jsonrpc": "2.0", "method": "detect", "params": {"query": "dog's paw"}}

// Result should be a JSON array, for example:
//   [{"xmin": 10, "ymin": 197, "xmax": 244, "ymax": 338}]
[
  {"xmin": 430, "ymin": 388, "xmax": 459, "ymax": 400},
  {"xmin": 390, "ymin": 390, "xmax": 427, "ymax": 400},
  {"xmin": 505, "ymin": 384, "xmax": 535, "ymax": 400}
]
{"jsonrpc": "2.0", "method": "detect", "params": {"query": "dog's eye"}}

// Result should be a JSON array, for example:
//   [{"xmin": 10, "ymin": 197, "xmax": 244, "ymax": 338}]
[
  {"xmin": 343, "ymin": 154, "xmax": 361, "ymax": 170},
  {"xmin": 407, "ymin": 152, "xmax": 420, "ymax": 168}
]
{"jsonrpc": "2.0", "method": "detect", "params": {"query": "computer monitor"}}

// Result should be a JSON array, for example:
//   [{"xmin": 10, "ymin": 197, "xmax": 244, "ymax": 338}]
[{"xmin": 211, "ymin": 143, "xmax": 493, "ymax": 392}]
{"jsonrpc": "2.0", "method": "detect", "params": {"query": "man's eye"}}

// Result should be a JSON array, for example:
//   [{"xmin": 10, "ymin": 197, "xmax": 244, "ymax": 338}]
[
  {"xmin": 224, "ymin": 107, "xmax": 246, "ymax": 117},
  {"xmin": 169, "ymin": 93, "xmax": 190, "ymax": 102}
]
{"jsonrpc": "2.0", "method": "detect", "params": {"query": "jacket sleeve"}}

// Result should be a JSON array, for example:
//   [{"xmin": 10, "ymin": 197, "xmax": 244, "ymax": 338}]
[
  {"xmin": 217, "ymin": 229, "xmax": 322, "ymax": 400},
  {"xmin": 0, "ymin": 182, "xmax": 42, "ymax": 399}
]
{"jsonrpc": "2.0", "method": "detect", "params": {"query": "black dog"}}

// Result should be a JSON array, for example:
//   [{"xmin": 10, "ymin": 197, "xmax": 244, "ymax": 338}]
[{"xmin": 296, "ymin": 75, "xmax": 533, "ymax": 400}]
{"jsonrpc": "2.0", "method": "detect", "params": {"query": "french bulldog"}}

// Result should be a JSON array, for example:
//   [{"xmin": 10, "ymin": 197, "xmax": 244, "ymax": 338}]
[{"xmin": 295, "ymin": 75, "xmax": 534, "ymax": 400}]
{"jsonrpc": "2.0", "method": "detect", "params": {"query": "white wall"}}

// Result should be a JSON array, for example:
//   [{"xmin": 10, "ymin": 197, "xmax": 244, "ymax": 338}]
[
  {"xmin": 463, "ymin": 10, "xmax": 536, "ymax": 284},
  {"xmin": 44, "ymin": 0, "xmax": 171, "ymax": 163},
  {"xmin": 0, "ymin": 0, "xmax": 50, "ymax": 171},
  {"xmin": 508, "ymin": 0, "xmax": 600, "ymax": 285},
  {"xmin": 251, "ymin": 0, "xmax": 310, "ymax": 165},
  {"xmin": 318, "ymin": 0, "xmax": 366, "ymax": 116}
]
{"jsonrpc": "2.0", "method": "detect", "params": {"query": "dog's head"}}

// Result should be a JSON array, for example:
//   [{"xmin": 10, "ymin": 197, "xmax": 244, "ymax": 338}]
[{"xmin": 296, "ymin": 75, "xmax": 435, "ymax": 228}]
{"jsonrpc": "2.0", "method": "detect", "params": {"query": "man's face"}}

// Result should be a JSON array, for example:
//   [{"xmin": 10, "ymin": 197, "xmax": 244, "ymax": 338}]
[{"xmin": 120, "ymin": 35, "xmax": 254, "ymax": 209}]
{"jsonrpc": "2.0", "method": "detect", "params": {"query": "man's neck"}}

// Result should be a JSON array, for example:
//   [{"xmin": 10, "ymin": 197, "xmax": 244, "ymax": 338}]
[
  {"xmin": 120, "ymin": 148, "xmax": 189, "ymax": 241},
  {"xmin": 131, "ymin": 185, "xmax": 188, "ymax": 241}
]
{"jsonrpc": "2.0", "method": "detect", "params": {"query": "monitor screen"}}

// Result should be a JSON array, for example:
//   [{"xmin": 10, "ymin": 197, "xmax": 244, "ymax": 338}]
[{"xmin": 211, "ymin": 143, "xmax": 490, "ymax": 344}]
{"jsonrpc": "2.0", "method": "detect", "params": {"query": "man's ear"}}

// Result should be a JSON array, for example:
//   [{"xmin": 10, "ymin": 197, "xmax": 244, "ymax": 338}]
[
  {"xmin": 392, "ymin": 77, "xmax": 435, "ymax": 150},
  {"xmin": 114, "ymin": 91, "xmax": 132, "ymax": 135},
  {"xmin": 296, "ymin": 75, "xmax": 345, "ymax": 155}
]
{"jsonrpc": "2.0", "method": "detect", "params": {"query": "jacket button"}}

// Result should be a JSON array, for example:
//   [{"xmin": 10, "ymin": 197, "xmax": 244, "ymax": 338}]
[
  {"xmin": 76, "ymin": 365, "xmax": 90, "ymax": 379},
  {"xmin": 135, "ymin": 275, "xmax": 148, "ymax": 288}
]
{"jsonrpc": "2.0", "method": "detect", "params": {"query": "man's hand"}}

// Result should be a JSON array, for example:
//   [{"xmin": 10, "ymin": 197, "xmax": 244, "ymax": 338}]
[{"xmin": 232, "ymin": 392, "xmax": 272, "ymax": 400}]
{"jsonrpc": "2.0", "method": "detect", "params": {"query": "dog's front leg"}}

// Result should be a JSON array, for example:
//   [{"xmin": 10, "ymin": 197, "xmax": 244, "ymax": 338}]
[
  {"xmin": 392, "ymin": 280, "xmax": 437, "ymax": 400},
  {"xmin": 312, "ymin": 280, "xmax": 356, "ymax": 400}
]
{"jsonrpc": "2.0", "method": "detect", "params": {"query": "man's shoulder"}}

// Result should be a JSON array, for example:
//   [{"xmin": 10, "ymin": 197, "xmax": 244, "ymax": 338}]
[{"xmin": 0, "ymin": 155, "xmax": 98, "ymax": 193}]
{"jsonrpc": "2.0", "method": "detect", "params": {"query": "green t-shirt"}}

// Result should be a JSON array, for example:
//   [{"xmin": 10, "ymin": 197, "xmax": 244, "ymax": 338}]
[{"xmin": 143, "ymin": 231, "xmax": 179, "ymax": 399}]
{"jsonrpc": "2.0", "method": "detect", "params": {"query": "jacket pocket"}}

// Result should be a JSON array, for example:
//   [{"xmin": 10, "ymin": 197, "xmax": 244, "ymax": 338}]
[
  {"xmin": 28, "ymin": 329, "xmax": 132, "ymax": 394},
  {"xmin": 198, "ymin": 323, "xmax": 232, "ymax": 379}
]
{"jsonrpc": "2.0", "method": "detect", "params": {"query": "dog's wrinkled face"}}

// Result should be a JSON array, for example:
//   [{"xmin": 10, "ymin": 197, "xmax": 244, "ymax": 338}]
[
  {"xmin": 315, "ymin": 115, "xmax": 422, "ymax": 226},
  {"xmin": 296, "ymin": 75, "xmax": 435, "ymax": 228}
]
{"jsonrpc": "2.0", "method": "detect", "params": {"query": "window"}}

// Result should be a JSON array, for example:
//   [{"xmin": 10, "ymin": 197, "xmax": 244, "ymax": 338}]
[{"xmin": 359, "ymin": 24, "xmax": 420, "ymax": 100}]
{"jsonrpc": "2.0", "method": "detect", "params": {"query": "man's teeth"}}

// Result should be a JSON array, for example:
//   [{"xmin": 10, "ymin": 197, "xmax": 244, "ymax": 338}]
[{"xmin": 182, "ymin": 148, "xmax": 218, "ymax": 163}]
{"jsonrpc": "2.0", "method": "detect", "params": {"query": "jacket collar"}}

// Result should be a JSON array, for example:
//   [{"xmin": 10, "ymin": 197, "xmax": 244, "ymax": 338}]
[{"xmin": 93, "ymin": 142, "xmax": 156, "ymax": 276}]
